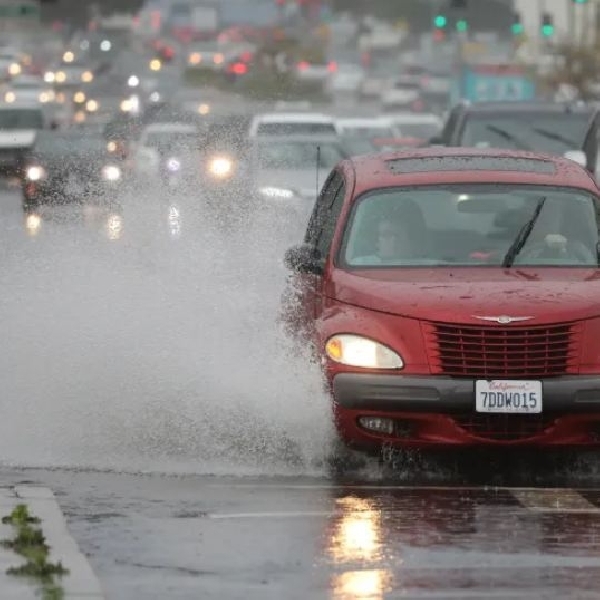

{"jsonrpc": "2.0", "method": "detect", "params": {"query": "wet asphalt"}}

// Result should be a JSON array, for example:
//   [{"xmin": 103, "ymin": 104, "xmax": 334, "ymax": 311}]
[{"xmin": 2, "ymin": 467, "xmax": 600, "ymax": 599}]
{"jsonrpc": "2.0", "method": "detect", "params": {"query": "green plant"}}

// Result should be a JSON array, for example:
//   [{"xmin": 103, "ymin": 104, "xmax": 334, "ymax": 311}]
[{"xmin": 1, "ymin": 504, "xmax": 68, "ymax": 598}]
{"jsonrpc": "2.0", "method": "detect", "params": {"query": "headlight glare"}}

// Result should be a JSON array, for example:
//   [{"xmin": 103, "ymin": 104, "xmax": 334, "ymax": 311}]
[
  {"xmin": 102, "ymin": 165, "xmax": 121, "ymax": 181},
  {"xmin": 167, "ymin": 157, "xmax": 181, "ymax": 172},
  {"xmin": 208, "ymin": 157, "xmax": 232, "ymax": 177},
  {"xmin": 26, "ymin": 166, "xmax": 45, "ymax": 181},
  {"xmin": 325, "ymin": 334, "xmax": 403, "ymax": 369}
]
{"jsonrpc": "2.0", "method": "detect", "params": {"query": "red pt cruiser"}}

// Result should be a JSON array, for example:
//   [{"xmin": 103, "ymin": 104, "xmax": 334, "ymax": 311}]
[{"xmin": 282, "ymin": 148, "xmax": 600, "ymax": 454}]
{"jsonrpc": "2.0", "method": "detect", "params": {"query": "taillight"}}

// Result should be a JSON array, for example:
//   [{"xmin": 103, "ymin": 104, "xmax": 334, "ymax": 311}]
[
  {"xmin": 297, "ymin": 61, "xmax": 309, "ymax": 71},
  {"xmin": 327, "ymin": 61, "xmax": 337, "ymax": 72},
  {"xmin": 232, "ymin": 62, "xmax": 247, "ymax": 75}
]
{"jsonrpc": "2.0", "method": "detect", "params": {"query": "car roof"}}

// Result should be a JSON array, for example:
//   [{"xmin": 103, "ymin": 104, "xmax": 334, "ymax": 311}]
[
  {"xmin": 0, "ymin": 101, "xmax": 42, "ymax": 109},
  {"xmin": 347, "ymin": 148, "xmax": 598, "ymax": 197},
  {"xmin": 460, "ymin": 101, "xmax": 595, "ymax": 114},
  {"xmin": 252, "ymin": 112, "xmax": 335, "ymax": 124},
  {"xmin": 335, "ymin": 117, "xmax": 393, "ymax": 128},
  {"xmin": 253, "ymin": 134, "xmax": 341, "ymax": 143}
]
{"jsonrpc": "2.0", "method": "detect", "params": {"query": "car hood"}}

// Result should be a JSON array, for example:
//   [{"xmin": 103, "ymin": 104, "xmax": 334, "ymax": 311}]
[
  {"xmin": 0, "ymin": 130, "xmax": 37, "ymax": 147},
  {"xmin": 329, "ymin": 268, "xmax": 600, "ymax": 325},
  {"xmin": 257, "ymin": 169, "xmax": 323, "ymax": 200}
]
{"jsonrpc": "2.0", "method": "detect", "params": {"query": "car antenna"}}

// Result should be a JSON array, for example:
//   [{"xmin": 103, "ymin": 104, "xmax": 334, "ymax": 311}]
[{"xmin": 315, "ymin": 145, "xmax": 321, "ymax": 200}]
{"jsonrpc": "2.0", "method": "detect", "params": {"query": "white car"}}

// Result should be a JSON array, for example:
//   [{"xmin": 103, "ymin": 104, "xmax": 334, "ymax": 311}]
[
  {"xmin": 132, "ymin": 123, "xmax": 200, "ymax": 178},
  {"xmin": 325, "ymin": 63, "xmax": 365, "ymax": 96},
  {"xmin": 335, "ymin": 117, "xmax": 398, "ymax": 140},
  {"xmin": 384, "ymin": 112, "xmax": 444, "ymax": 141},
  {"xmin": 248, "ymin": 112, "xmax": 338, "ymax": 138},
  {"xmin": 3, "ymin": 75, "xmax": 54, "ymax": 105}
]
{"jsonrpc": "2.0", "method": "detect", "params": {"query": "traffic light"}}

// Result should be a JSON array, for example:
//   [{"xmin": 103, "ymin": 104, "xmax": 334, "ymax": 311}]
[
  {"xmin": 572, "ymin": 0, "xmax": 588, "ymax": 4},
  {"xmin": 541, "ymin": 13, "xmax": 554, "ymax": 36},
  {"xmin": 433, "ymin": 14, "xmax": 447, "ymax": 28},
  {"xmin": 456, "ymin": 19, "xmax": 468, "ymax": 32},
  {"xmin": 511, "ymin": 12, "xmax": 524, "ymax": 35}
]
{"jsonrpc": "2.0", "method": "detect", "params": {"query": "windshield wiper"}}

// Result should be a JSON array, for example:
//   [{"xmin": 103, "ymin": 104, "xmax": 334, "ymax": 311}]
[
  {"xmin": 501, "ymin": 197, "xmax": 547, "ymax": 268},
  {"xmin": 531, "ymin": 127, "xmax": 577, "ymax": 148},
  {"xmin": 485, "ymin": 125, "xmax": 531, "ymax": 151}
]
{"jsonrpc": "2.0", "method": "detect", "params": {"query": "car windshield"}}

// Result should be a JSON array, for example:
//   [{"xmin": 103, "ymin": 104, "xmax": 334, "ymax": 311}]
[
  {"xmin": 0, "ymin": 108, "xmax": 43, "ymax": 129},
  {"xmin": 256, "ymin": 122, "xmax": 337, "ymax": 136},
  {"xmin": 341, "ymin": 185, "xmax": 600, "ymax": 268},
  {"xmin": 13, "ymin": 81, "xmax": 42, "ymax": 89},
  {"xmin": 256, "ymin": 140, "xmax": 345, "ymax": 169},
  {"xmin": 339, "ymin": 126, "xmax": 395, "ymax": 138},
  {"xmin": 460, "ymin": 115, "xmax": 590, "ymax": 154},
  {"xmin": 398, "ymin": 122, "xmax": 441, "ymax": 139},
  {"xmin": 33, "ymin": 134, "xmax": 107, "ymax": 154},
  {"xmin": 144, "ymin": 131, "xmax": 198, "ymax": 148}
]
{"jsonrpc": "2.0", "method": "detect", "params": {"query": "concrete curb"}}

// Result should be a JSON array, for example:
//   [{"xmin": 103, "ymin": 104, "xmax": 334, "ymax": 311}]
[{"xmin": 14, "ymin": 486, "xmax": 105, "ymax": 599}]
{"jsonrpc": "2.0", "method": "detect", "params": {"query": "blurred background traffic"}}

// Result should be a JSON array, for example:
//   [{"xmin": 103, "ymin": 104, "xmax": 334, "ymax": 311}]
[{"xmin": 0, "ymin": 0, "xmax": 599, "ymax": 242}]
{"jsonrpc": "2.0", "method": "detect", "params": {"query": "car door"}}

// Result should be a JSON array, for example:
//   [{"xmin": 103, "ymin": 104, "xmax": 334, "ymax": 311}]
[{"xmin": 280, "ymin": 170, "xmax": 345, "ymax": 343}]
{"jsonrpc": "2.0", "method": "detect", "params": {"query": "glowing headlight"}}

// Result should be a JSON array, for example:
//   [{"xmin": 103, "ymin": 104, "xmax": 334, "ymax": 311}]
[
  {"xmin": 63, "ymin": 51, "xmax": 74, "ymax": 63},
  {"xmin": 260, "ymin": 186, "xmax": 294, "ymax": 199},
  {"xmin": 107, "ymin": 141, "xmax": 117, "ymax": 152},
  {"xmin": 55, "ymin": 71, "xmax": 66, "ymax": 83},
  {"xmin": 149, "ymin": 91, "xmax": 160, "ymax": 102},
  {"xmin": 9, "ymin": 63, "xmax": 21, "ymax": 75},
  {"xmin": 107, "ymin": 214, "xmax": 123, "ymax": 240},
  {"xmin": 149, "ymin": 59, "xmax": 161, "ymax": 71},
  {"xmin": 44, "ymin": 71, "xmax": 55, "ymax": 83},
  {"xmin": 208, "ymin": 157, "xmax": 232, "ymax": 177},
  {"xmin": 102, "ymin": 165, "xmax": 121, "ymax": 181},
  {"xmin": 81, "ymin": 71, "xmax": 94, "ymax": 83},
  {"xmin": 4, "ymin": 91, "xmax": 15, "ymax": 103},
  {"xmin": 73, "ymin": 91, "xmax": 85, "ymax": 103},
  {"xmin": 325, "ymin": 335, "xmax": 403, "ymax": 369},
  {"xmin": 189, "ymin": 52, "xmax": 201, "ymax": 65},
  {"xmin": 198, "ymin": 103, "xmax": 210, "ymax": 115},
  {"xmin": 39, "ymin": 91, "xmax": 54, "ymax": 103},
  {"xmin": 86, "ymin": 99, "xmax": 99, "ymax": 112},
  {"xmin": 25, "ymin": 213, "xmax": 42, "ymax": 235},
  {"xmin": 26, "ymin": 166, "xmax": 45, "ymax": 181},
  {"xmin": 128, "ymin": 75, "xmax": 139, "ymax": 87},
  {"xmin": 167, "ymin": 158, "xmax": 181, "ymax": 172}
]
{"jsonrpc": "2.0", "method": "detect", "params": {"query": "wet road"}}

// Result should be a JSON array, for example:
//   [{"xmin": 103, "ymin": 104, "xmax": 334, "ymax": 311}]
[
  {"xmin": 3, "ymin": 185, "xmax": 600, "ymax": 599},
  {"xmin": 2, "ymin": 468, "xmax": 600, "ymax": 599}
]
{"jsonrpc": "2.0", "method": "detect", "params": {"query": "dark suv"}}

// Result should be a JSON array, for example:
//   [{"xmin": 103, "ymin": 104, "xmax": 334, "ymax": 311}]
[{"xmin": 431, "ymin": 101, "xmax": 600, "ymax": 175}]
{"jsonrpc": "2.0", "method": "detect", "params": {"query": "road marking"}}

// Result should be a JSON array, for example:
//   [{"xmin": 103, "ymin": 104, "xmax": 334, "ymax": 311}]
[
  {"xmin": 511, "ymin": 489, "xmax": 600, "ymax": 513},
  {"xmin": 207, "ymin": 511, "xmax": 334, "ymax": 520}
]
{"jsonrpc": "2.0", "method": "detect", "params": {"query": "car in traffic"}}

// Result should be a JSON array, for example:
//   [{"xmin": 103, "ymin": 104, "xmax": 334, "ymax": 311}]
[
  {"xmin": 282, "ymin": 148, "xmax": 600, "ymax": 458},
  {"xmin": 0, "ymin": 102, "xmax": 47, "ymax": 177},
  {"xmin": 432, "ymin": 101, "xmax": 599, "ymax": 173},
  {"xmin": 249, "ymin": 112, "xmax": 338, "ymax": 138},
  {"xmin": 252, "ymin": 134, "xmax": 350, "ymax": 228},
  {"xmin": 22, "ymin": 130, "xmax": 124, "ymax": 213}
]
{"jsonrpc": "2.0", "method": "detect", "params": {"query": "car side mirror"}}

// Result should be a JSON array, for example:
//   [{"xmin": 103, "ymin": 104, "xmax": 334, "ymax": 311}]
[{"xmin": 284, "ymin": 244, "xmax": 324, "ymax": 275}]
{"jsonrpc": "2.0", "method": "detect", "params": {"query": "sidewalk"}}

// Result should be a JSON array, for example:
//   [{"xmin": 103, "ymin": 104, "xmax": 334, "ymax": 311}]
[{"xmin": 0, "ymin": 485, "xmax": 105, "ymax": 599}]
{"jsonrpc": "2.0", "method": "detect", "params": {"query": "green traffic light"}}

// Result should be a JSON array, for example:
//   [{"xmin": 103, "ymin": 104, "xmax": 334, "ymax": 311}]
[
  {"xmin": 542, "ymin": 24, "xmax": 554, "ymax": 36},
  {"xmin": 456, "ymin": 19, "xmax": 468, "ymax": 32},
  {"xmin": 573, "ymin": 0, "xmax": 588, "ymax": 4},
  {"xmin": 434, "ymin": 14, "xmax": 447, "ymax": 28},
  {"xmin": 511, "ymin": 23, "xmax": 524, "ymax": 35}
]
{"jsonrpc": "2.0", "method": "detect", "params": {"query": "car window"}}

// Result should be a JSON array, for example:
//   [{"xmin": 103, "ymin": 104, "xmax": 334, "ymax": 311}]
[
  {"xmin": 459, "ymin": 114, "xmax": 590, "ymax": 154},
  {"xmin": 339, "ymin": 184, "xmax": 600, "ymax": 268},
  {"xmin": 305, "ymin": 171, "xmax": 345, "ymax": 254},
  {"xmin": 256, "ymin": 140, "xmax": 345, "ymax": 169},
  {"xmin": 255, "ymin": 122, "xmax": 336, "ymax": 136},
  {"xmin": 0, "ymin": 109, "xmax": 44, "ymax": 129}
]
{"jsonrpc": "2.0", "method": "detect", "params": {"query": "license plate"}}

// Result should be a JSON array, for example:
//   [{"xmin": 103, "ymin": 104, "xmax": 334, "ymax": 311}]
[{"xmin": 475, "ymin": 380, "xmax": 542, "ymax": 414}]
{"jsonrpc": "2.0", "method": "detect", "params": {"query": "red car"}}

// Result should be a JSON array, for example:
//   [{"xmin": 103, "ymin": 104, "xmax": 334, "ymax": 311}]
[{"xmin": 282, "ymin": 148, "xmax": 600, "ymax": 455}]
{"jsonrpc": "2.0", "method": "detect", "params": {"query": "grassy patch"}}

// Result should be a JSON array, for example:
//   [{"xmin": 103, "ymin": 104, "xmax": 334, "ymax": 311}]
[{"xmin": 2, "ymin": 504, "xmax": 68, "ymax": 596}]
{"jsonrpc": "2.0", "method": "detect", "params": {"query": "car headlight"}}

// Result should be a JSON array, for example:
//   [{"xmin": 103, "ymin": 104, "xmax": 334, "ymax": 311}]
[
  {"xmin": 166, "ymin": 157, "xmax": 181, "ymax": 172},
  {"xmin": 102, "ymin": 165, "xmax": 121, "ymax": 181},
  {"xmin": 325, "ymin": 334, "xmax": 403, "ymax": 369},
  {"xmin": 81, "ymin": 71, "xmax": 94, "ymax": 83},
  {"xmin": 44, "ymin": 71, "xmax": 55, "ymax": 83},
  {"xmin": 260, "ymin": 186, "xmax": 295, "ymax": 199},
  {"xmin": 207, "ymin": 157, "xmax": 232, "ymax": 177},
  {"xmin": 4, "ymin": 91, "xmax": 15, "ymax": 103},
  {"xmin": 26, "ymin": 166, "xmax": 45, "ymax": 181}
]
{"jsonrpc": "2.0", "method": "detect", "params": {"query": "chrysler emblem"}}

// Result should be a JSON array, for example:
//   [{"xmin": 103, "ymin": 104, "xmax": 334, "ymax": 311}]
[{"xmin": 473, "ymin": 315, "xmax": 534, "ymax": 324}]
